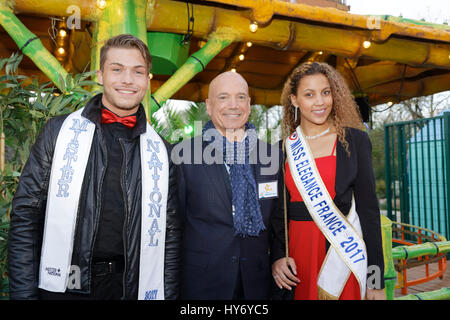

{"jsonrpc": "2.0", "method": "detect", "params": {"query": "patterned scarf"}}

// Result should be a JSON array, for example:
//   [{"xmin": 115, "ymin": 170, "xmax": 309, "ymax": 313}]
[{"xmin": 202, "ymin": 120, "xmax": 265, "ymax": 237}]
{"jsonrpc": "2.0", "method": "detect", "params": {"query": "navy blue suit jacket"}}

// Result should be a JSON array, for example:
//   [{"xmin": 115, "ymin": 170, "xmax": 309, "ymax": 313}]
[{"xmin": 175, "ymin": 134, "xmax": 281, "ymax": 299}]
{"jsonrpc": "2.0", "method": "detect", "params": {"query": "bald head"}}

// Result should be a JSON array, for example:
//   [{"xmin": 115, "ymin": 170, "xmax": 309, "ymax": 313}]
[
  {"xmin": 208, "ymin": 71, "xmax": 249, "ymax": 99},
  {"xmin": 206, "ymin": 72, "xmax": 251, "ymax": 139}
]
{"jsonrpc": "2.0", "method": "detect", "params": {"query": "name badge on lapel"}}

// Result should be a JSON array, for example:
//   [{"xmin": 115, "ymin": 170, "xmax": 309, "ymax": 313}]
[{"xmin": 258, "ymin": 181, "xmax": 278, "ymax": 199}]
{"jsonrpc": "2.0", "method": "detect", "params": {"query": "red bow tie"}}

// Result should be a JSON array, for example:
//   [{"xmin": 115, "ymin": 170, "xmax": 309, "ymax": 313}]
[{"xmin": 101, "ymin": 108, "xmax": 137, "ymax": 128}]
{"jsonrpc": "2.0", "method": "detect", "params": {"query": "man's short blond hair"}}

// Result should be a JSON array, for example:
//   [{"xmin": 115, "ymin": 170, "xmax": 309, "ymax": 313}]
[{"xmin": 99, "ymin": 34, "xmax": 152, "ymax": 73}]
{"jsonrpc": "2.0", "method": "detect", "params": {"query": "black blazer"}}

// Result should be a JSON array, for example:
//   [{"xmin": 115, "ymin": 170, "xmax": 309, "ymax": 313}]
[
  {"xmin": 175, "ymin": 134, "xmax": 282, "ymax": 299},
  {"xmin": 271, "ymin": 127, "xmax": 385, "ymax": 286}
]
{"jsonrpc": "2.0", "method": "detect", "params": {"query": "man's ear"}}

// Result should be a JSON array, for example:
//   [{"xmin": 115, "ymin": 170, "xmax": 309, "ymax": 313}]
[{"xmin": 97, "ymin": 69, "xmax": 103, "ymax": 85}]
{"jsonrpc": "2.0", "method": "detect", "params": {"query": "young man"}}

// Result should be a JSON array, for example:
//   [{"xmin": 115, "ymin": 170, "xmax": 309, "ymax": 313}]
[
  {"xmin": 175, "ymin": 71, "xmax": 281, "ymax": 299},
  {"xmin": 8, "ymin": 34, "xmax": 180, "ymax": 300}
]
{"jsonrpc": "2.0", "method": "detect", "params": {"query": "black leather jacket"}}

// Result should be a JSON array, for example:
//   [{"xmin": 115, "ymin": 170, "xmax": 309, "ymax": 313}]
[{"xmin": 7, "ymin": 94, "xmax": 181, "ymax": 299}]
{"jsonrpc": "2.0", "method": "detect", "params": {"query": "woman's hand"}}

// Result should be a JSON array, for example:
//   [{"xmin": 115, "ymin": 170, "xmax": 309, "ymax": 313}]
[
  {"xmin": 272, "ymin": 257, "xmax": 300, "ymax": 290},
  {"xmin": 366, "ymin": 288, "xmax": 386, "ymax": 300}
]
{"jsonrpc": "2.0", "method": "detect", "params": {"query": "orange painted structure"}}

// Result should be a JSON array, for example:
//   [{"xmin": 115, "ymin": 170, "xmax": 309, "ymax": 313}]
[{"xmin": 391, "ymin": 221, "xmax": 448, "ymax": 295}]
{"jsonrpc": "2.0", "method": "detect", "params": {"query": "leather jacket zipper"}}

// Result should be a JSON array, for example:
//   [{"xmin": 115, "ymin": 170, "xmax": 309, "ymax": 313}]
[
  {"xmin": 88, "ymin": 131, "xmax": 107, "ymax": 295},
  {"xmin": 119, "ymin": 138, "xmax": 129, "ymax": 299}
]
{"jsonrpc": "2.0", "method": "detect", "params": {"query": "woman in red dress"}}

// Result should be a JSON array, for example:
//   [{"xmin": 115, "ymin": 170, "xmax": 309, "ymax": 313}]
[{"xmin": 271, "ymin": 62, "xmax": 385, "ymax": 300}]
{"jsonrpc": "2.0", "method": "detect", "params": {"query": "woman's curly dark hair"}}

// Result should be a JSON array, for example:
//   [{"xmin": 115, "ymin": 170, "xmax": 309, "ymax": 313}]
[{"xmin": 281, "ymin": 62, "xmax": 365, "ymax": 155}]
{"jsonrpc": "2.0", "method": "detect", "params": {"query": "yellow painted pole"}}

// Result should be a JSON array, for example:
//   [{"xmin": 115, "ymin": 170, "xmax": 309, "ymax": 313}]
[
  {"xmin": 207, "ymin": 0, "xmax": 450, "ymax": 42},
  {"xmin": 365, "ymin": 73, "xmax": 450, "ymax": 99},
  {"xmin": 146, "ymin": 0, "xmax": 450, "ymax": 69},
  {"xmin": 13, "ymin": 0, "xmax": 450, "ymax": 43},
  {"xmin": 13, "ymin": 0, "xmax": 98, "ymax": 22},
  {"xmin": 354, "ymin": 62, "xmax": 430, "ymax": 90},
  {"xmin": 10, "ymin": 0, "xmax": 450, "ymax": 69}
]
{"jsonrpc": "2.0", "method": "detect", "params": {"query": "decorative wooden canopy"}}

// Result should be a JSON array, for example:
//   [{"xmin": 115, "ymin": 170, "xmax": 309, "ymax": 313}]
[{"xmin": 1, "ymin": 0, "xmax": 449, "ymax": 112}]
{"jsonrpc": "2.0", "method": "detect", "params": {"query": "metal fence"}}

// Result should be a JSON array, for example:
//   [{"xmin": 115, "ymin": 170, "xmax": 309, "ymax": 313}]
[{"xmin": 384, "ymin": 112, "xmax": 450, "ymax": 241}]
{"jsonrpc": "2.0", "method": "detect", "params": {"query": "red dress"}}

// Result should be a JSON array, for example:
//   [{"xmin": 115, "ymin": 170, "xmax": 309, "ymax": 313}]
[{"xmin": 284, "ymin": 139, "xmax": 360, "ymax": 300}]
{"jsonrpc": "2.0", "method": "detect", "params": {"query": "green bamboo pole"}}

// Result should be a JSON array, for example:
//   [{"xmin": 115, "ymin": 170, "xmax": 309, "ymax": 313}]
[
  {"xmin": 381, "ymin": 216, "xmax": 450, "ymax": 300},
  {"xmin": 391, "ymin": 241, "xmax": 450, "ymax": 260},
  {"xmin": 380, "ymin": 215, "xmax": 397, "ymax": 300},
  {"xmin": 395, "ymin": 287, "xmax": 450, "ymax": 300},
  {"xmin": 150, "ymin": 27, "xmax": 239, "ymax": 114},
  {"xmin": 91, "ymin": 0, "xmax": 151, "ymax": 120},
  {"xmin": 92, "ymin": 0, "xmax": 148, "ymax": 72},
  {"xmin": 0, "ymin": 1, "xmax": 69, "ymax": 92}
]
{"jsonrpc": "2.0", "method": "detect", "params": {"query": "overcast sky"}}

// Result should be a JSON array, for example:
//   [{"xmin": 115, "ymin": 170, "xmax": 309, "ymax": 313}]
[{"xmin": 346, "ymin": 0, "xmax": 449, "ymax": 24}]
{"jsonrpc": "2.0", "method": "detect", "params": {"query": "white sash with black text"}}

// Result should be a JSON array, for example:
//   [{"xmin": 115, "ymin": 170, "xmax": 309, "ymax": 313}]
[
  {"xmin": 285, "ymin": 126, "xmax": 367, "ymax": 299},
  {"xmin": 38, "ymin": 108, "xmax": 168, "ymax": 300}
]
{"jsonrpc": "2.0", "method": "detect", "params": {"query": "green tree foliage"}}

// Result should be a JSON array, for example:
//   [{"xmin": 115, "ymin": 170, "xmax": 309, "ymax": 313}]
[
  {"xmin": 368, "ymin": 126, "xmax": 387, "ymax": 198},
  {"xmin": 0, "ymin": 53, "xmax": 97, "ymax": 299}
]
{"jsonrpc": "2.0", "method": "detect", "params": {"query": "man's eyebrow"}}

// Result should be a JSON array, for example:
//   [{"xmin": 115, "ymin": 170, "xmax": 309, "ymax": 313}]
[{"xmin": 109, "ymin": 62, "xmax": 146, "ymax": 69}]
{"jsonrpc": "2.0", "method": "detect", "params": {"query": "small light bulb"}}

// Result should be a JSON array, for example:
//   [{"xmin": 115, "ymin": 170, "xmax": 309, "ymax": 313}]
[
  {"xmin": 97, "ymin": 0, "xmax": 107, "ymax": 9},
  {"xmin": 59, "ymin": 29, "xmax": 67, "ymax": 38},
  {"xmin": 363, "ymin": 41, "xmax": 372, "ymax": 49},
  {"xmin": 387, "ymin": 101, "xmax": 393, "ymax": 107},
  {"xmin": 318, "ymin": 51, "xmax": 323, "ymax": 55},
  {"xmin": 231, "ymin": 68, "xmax": 236, "ymax": 73},
  {"xmin": 249, "ymin": 22, "xmax": 258, "ymax": 33},
  {"xmin": 239, "ymin": 54, "xmax": 245, "ymax": 61},
  {"xmin": 246, "ymin": 42, "xmax": 253, "ymax": 47},
  {"xmin": 57, "ymin": 47, "xmax": 66, "ymax": 55}
]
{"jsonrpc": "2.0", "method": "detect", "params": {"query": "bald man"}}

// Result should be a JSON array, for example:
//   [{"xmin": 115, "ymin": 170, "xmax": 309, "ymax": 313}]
[{"xmin": 174, "ymin": 72, "xmax": 281, "ymax": 300}]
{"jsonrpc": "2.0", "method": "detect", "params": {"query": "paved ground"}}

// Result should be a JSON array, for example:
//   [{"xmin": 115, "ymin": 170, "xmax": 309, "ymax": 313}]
[{"xmin": 394, "ymin": 261, "xmax": 449, "ymax": 298}]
